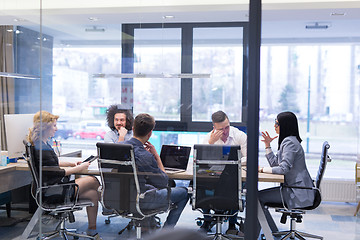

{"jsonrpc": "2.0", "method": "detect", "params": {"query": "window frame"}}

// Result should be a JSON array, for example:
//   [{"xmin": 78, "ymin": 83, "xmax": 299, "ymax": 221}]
[{"xmin": 122, "ymin": 22, "xmax": 249, "ymax": 132}]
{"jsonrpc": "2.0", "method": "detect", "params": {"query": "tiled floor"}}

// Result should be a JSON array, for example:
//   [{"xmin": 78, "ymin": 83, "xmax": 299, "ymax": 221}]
[{"xmin": 1, "ymin": 201, "xmax": 360, "ymax": 240}]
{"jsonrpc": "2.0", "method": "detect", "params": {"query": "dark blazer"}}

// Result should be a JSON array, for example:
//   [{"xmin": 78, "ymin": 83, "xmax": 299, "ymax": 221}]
[
  {"xmin": 34, "ymin": 141, "xmax": 67, "ymax": 186},
  {"xmin": 266, "ymin": 136, "xmax": 315, "ymax": 209}
]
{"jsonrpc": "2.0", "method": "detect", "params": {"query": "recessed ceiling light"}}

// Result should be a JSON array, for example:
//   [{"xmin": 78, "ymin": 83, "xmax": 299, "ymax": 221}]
[
  {"xmin": 85, "ymin": 26, "xmax": 105, "ymax": 32},
  {"xmin": 88, "ymin": 17, "xmax": 100, "ymax": 21},
  {"xmin": 330, "ymin": 12, "xmax": 346, "ymax": 16},
  {"xmin": 163, "ymin": 15, "xmax": 175, "ymax": 19},
  {"xmin": 13, "ymin": 18, "xmax": 26, "ymax": 22},
  {"xmin": 305, "ymin": 22, "xmax": 330, "ymax": 29}
]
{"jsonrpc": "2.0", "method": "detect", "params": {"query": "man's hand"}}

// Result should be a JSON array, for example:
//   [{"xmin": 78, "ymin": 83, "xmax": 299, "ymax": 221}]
[
  {"xmin": 117, "ymin": 126, "xmax": 128, "ymax": 142},
  {"xmin": 118, "ymin": 126, "xmax": 128, "ymax": 137},
  {"xmin": 208, "ymin": 127, "xmax": 223, "ymax": 144},
  {"xmin": 144, "ymin": 141, "xmax": 157, "ymax": 155}
]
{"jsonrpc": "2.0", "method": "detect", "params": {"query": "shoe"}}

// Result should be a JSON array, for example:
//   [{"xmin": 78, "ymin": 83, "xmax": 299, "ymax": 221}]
[
  {"xmin": 86, "ymin": 228, "xmax": 98, "ymax": 236},
  {"xmin": 102, "ymin": 207, "xmax": 114, "ymax": 215},
  {"xmin": 225, "ymin": 227, "xmax": 244, "ymax": 237},
  {"xmin": 199, "ymin": 221, "xmax": 212, "ymax": 233}
]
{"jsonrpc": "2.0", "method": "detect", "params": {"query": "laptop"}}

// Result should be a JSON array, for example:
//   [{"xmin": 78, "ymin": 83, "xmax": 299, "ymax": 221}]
[{"xmin": 160, "ymin": 145, "xmax": 191, "ymax": 174}]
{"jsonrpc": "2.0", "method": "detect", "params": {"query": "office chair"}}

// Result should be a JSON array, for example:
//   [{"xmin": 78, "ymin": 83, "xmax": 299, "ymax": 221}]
[
  {"xmin": 96, "ymin": 142, "xmax": 171, "ymax": 240},
  {"xmin": 265, "ymin": 141, "xmax": 331, "ymax": 240},
  {"xmin": 23, "ymin": 141, "xmax": 98, "ymax": 240},
  {"xmin": 191, "ymin": 144, "xmax": 244, "ymax": 240}
]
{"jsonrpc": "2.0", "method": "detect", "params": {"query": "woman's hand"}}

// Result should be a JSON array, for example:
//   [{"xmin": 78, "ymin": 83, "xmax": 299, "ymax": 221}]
[
  {"xmin": 65, "ymin": 161, "xmax": 90, "ymax": 176},
  {"xmin": 261, "ymin": 131, "xmax": 278, "ymax": 148},
  {"xmin": 76, "ymin": 162, "xmax": 90, "ymax": 171}
]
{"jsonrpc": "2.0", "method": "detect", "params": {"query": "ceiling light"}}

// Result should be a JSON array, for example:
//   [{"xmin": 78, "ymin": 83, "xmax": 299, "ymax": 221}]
[
  {"xmin": 85, "ymin": 26, "xmax": 105, "ymax": 32},
  {"xmin": 163, "ymin": 15, "xmax": 175, "ymax": 19},
  {"xmin": 305, "ymin": 22, "xmax": 330, "ymax": 29},
  {"xmin": 92, "ymin": 73, "xmax": 210, "ymax": 79},
  {"xmin": 88, "ymin": 17, "xmax": 100, "ymax": 21},
  {"xmin": 330, "ymin": 12, "xmax": 346, "ymax": 16},
  {"xmin": 13, "ymin": 18, "xmax": 26, "ymax": 22}
]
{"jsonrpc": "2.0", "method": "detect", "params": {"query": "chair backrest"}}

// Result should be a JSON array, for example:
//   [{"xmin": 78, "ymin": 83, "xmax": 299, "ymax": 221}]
[
  {"xmin": 315, "ymin": 141, "xmax": 330, "ymax": 189},
  {"xmin": 97, "ymin": 142, "xmax": 171, "ymax": 219},
  {"xmin": 192, "ymin": 144, "xmax": 242, "ymax": 212},
  {"xmin": 96, "ymin": 142, "xmax": 137, "ymax": 214},
  {"xmin": 23, "ymin": 140, "xmax": 40, "ymax": 197}
]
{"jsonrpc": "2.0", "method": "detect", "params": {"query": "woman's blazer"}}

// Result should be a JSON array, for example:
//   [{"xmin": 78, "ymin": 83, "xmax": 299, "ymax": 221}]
[{"xmin": 266, "ymin": 136, "xmax": 315, "ymax": 209}]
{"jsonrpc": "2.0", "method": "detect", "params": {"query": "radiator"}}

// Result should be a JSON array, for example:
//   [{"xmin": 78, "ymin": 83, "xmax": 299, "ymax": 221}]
[{"xmin": 320, "ymin": 179, "xmax": 357, "ymax": 202}]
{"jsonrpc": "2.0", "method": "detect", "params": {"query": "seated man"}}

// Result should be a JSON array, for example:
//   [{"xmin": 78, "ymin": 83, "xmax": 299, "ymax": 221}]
[
  {"xmin": 123, "ymin": 113, "xmax": 189, "ymax": 228},
  {"xmin": 200, "ymin": 110, "xmax": 247, "ymax": 235},
  {"xmin": 104, "ymin": 104, "xmax": 133, "ymax": 143}
]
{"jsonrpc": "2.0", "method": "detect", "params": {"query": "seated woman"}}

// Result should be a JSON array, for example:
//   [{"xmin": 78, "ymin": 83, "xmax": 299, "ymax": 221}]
[
  {"xmin": 258, "ymin": 111, "xmax": 315, "ymax": 234},
  {"xmin": 27, "ymin": 111, "xmax": 100, "ymax": 236}
]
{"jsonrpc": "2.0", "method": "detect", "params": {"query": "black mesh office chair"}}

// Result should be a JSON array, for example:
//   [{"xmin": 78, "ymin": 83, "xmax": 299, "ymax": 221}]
[
  {"xmin": 23, "ymin": 141, "xmax": 98, "ymax": 240},
  {"xmin": 192, "ymin": 144, "xmax": 244, "ymax": 240},
  {"xmin": 265, "ymin": 141, "xmax": 331, "ymax": 240},
  {"xmin": 96, "ymin": 142, "xmax": 171, "ymax": 240}
]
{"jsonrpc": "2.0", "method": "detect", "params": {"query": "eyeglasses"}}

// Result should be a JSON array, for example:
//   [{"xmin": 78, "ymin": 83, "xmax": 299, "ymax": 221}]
[{"xmin": 275, "ymin": 119, "xmax": 279, "ymax": 127}]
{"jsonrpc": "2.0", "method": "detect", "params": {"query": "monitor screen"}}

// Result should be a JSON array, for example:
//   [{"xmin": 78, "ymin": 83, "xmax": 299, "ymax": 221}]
[{"xmin": 5, "ymin": 113, "xmax": 35, "ymax": 159}]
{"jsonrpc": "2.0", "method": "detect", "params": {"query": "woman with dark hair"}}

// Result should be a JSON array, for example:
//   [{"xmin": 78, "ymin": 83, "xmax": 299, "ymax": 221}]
[
  {"xmin": 104, "ymin": 104, "xmax": 134, "ymax": 143},
  {"xmin": 27, "ymin": 111, "xmax": 100, "ymax": 236},
  {"xmin": 258, "ymin": 111, "xmax": 315, "ymax": 234}
]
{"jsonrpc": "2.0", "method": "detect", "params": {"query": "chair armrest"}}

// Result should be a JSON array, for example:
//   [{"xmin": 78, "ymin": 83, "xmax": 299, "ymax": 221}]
[{"xmin": 282, "ymin": 185, "xmax": 318, "ymax": 191}]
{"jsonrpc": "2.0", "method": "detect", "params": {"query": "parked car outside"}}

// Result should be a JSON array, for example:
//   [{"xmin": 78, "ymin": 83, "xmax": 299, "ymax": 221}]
[
  {"xmin": 73, "ymin": 128, "xmax": 106, "ymax": 140},
  {"xmin": 54, "ymin": 122, "xmax": 73, "ymax": 140},
  {"xmin": 73, "ymin": 120, "xmax": 108, "ymax": 140}
]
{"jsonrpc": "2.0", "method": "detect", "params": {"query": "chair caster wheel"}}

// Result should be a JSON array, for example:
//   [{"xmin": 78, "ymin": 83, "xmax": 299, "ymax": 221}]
[
  {"xmin": 196, "ymin": 220, "xmax": 203, "ymax": 226},
  {"xmin": 105, "ymin": 219, "xmax": 110, "ymax": 224}
]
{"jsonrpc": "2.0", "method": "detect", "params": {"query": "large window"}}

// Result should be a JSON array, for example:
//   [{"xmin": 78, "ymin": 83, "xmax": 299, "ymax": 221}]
[
  {"xmin": 133, "ymin": 28, "xmax": 182, "ymax": 120},
  {"xmin": 123, "ymin": 22, "xmax": 248, "ymax": 131},
  {"xmin": 193, "ymin": 27, "xmax": 244, "ymax": 122}
]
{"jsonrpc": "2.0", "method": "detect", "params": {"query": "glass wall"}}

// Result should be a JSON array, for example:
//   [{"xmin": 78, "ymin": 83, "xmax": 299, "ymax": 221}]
[{"xmin": 1, "ymin": 1, "xmax": 360, "ymax": 238}]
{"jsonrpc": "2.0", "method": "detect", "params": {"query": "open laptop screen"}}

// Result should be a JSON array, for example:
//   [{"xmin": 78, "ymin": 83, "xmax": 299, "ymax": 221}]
[{"xmin": 160, "ymin": 145, "xmax": 191, "ymax": 170}]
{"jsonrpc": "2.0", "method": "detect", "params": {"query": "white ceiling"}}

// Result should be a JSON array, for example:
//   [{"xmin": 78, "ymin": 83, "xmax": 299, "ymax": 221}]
[{"xmin": 1, "ymin": 1, "xmax": 360, "ymax": 45}]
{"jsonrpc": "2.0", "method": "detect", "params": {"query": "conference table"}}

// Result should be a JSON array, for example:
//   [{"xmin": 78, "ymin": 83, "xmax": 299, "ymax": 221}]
[{"xmin": 11, "ymin": 156, "xmax": 283, "ymax": 240}]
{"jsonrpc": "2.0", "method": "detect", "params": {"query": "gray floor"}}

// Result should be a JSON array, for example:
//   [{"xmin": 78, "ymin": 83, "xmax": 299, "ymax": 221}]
[{"xmin": 1, "ymin": 201, "xmax": 360, "ymax": 240}]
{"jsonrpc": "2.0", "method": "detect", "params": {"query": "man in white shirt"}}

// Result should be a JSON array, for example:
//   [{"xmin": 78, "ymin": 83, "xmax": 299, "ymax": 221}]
[
  {"xmin": 203, "ymin": 110, "xmax": 247, "ymax": 163},
  {"xmin": 200, "ymin": 110, "xmax": 247, "ymax": 236}
]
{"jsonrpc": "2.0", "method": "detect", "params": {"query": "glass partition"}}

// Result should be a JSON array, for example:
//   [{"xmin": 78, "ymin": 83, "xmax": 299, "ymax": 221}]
[{"xmin": 2, "ymin": 1, "xmax": 360, "ymax": 239}]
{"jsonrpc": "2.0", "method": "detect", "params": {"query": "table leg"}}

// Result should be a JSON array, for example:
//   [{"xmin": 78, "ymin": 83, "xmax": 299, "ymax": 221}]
[
  {"xmin": 258, "ymin": 200, "xmax": 274, "ymax": 240},
  {"xmin": 22, "ymin": 207, "xmax": 41, "ymax": 239}
]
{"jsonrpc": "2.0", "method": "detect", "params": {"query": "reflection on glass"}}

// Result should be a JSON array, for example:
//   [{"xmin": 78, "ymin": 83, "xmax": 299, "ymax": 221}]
[
  {"xmin": 133, "ymin": 28, "xmax": 181, "ymax": 120},
  {"xmin": 193, "ymin": 27, "xmax": 244, "ymax": 122}
]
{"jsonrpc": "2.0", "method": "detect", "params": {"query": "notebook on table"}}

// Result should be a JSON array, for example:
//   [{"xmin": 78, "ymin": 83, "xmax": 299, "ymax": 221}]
[{"xmin": 160, "ymin": 145, "xmax": 191, "ymax": 174}]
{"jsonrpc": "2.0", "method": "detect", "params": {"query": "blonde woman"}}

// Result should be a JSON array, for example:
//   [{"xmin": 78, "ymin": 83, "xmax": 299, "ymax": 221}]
[{"xmin": 27, "ymin": 111, "xmax": 100, "ymax": 236}]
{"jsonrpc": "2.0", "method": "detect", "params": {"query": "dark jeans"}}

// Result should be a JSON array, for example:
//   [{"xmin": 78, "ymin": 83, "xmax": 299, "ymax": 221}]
[
  {"xmin": 257, "ymin": 186, "xmax": 282, "ymax": 237},
  {"xmin": 141, "ymin": 187, "xmax": 189, "ymax": 227}
]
